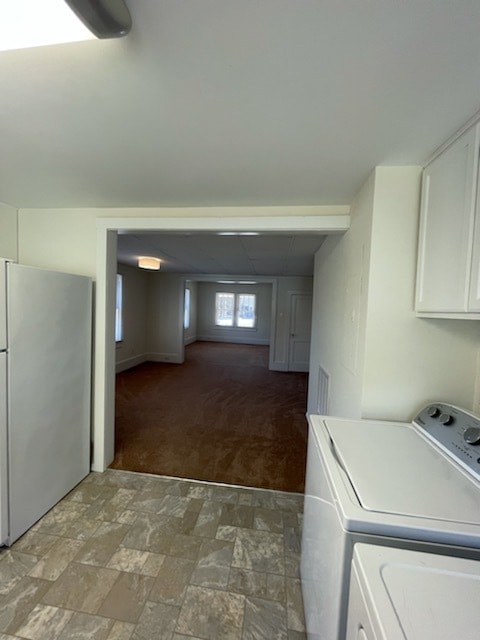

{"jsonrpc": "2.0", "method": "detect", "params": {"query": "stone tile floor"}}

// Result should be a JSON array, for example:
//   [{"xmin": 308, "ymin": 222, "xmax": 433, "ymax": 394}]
[{"xmin": 0, "ymin": 470, "xmax": 306, "ymax": 639}]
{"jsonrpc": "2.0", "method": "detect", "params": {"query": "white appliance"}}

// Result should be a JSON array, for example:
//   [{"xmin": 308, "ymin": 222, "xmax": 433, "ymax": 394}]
[
  {"xmin": 347, "ymin": 544, "xmax": 480, "ymax": 640},
  {"xmin": 300, "ymin": 403, "xmax": 480, "ymax": 640},
  {"xmin": 0, "ymin": 259, "xmax": 92, "ymax": 546}
]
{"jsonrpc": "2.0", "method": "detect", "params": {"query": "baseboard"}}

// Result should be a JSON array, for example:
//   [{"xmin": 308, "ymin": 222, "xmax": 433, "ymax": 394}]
[
  {"xmin": 269, "ymin": 361, "xmax": 288, "ymax": 372},
  {"xmin": 116, "ymin": 354, "xmax": 148, "ymax": 373},
  {"xmin": 184, "ymin": 336, "xmax": 197, "ymax": 346},
  {"xmin": 147, "ymin": 352, "xmax": 184, "ymax": 364},
  {"xmin": 197, "ymin": 335, "xmax": 270, "ymax": 346}
]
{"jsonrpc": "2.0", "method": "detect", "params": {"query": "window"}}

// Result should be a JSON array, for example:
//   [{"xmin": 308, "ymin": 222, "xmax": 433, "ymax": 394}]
[
  {"xmin": 215, "ymin": 292, "xmax": 256, "ymax": 328},
  {"xmin": 115, "ymin": 273, "xmax": 123, "ymax": 342},
  {"xmin": 184, "ymin": 288, "xmax": 191, "ymax": 330},
  {"xmin": 236, "ymin": 293, "xmax": 256, "ymax": 328},
  {"xmin": 215, "ymin": 292, "xmax": 235, "ymax": 326}
]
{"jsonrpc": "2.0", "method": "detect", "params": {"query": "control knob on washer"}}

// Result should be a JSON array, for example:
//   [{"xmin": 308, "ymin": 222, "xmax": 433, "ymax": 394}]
[
  {"xmin": 427, "ymin": 406, "xmax": 440, "ymax": 418},
  {"xmin": 438, "ymin": 413, "xmax": 454, "ymax": 425},
  {"xmin": 464, "ymin": 427, "xmax": 480, "ymax": 445}
]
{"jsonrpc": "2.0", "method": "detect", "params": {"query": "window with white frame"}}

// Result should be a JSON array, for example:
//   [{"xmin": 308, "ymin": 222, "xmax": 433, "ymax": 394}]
[
  {"xmin": 215, "ymin": 292, "xmax": 256, "ymax": 328},
  {"xmin": 115, "ymin": 273, "xmax": 123, "ymax": 342},
  {"xmin": 184, "ymin": 288, "xmax": 191, "ymax": 330}
]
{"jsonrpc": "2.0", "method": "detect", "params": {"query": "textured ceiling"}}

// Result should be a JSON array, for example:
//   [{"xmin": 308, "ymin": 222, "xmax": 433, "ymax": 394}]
[
  {"xmin": 117, "ymin": 232, "xmax": 326, "ymax": 276},
  {"xmin": 1, "ymin": 1, "xmax": 480, "ymax": 208}
]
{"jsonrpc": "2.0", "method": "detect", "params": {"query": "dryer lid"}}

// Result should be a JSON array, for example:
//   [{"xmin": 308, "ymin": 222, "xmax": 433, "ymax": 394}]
[
  {"xmin": 324, "ymin": 418, "xmax": 480, "ymax": 525},
  {"xmin": 354, "ymin": 545, "xmax": 480, "ymax": 640}
]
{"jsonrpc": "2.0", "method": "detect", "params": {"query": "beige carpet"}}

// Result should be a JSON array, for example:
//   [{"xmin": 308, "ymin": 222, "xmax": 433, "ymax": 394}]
[{"xmin": 111, "ymin": 341, "xmax": 308, "ymax": 492}]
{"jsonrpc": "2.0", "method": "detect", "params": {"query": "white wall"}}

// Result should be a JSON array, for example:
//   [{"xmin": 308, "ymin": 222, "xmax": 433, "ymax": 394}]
[
  {"xmin": 18, "ymin": 209, "xmax": 97, "ymax": 277},
  {"xmin": 146, "ymin": 273, "xmax": 185, "ymax": 363},
  {"xmin": 308, "ymin": 174, "xmax": 374, "ymax": 416},
  {"xmin": 196, "ymin": 282, "xmax": 272, "ymax": 344},
  {"xmin": 362, "ymin": 166, "xmax": 480, "ymax": 420},
  {"xmin": 309, "ymin": 166, "xmax": 480, "ymax": 421},
  {"xmin": 115, "ymin": 264, "xmax": 149, "ymax": 373},
  {"xmin": 0, "ymin": 202, "xmax": 18, "ymax": 261}
]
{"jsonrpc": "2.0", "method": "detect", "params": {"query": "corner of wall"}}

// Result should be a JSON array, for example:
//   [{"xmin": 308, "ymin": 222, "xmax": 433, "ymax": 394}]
[{"xmin": 0, "ymin": 202, "xmax": 18, "ymax": 261}]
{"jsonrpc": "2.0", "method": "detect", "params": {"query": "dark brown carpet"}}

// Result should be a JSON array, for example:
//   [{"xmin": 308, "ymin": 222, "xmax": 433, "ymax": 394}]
[{"xmin": 111, "ymin": 341, "xmax": 308, "ymax": 492}]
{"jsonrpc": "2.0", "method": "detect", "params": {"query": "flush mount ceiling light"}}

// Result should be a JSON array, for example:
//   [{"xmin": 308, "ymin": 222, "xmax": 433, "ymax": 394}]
[
  {"xmin": 0, "ymin": 0, "xmax": 131, "ymax": 52},
  {"xmin": 217, "ymin": 232, "xmax": 261, "ymax": 236},
  {"xmin": 64, "ymin": 0, "xmax": 131, "ymax": 38},
  {"xmin": 138, "ymin": 257, "xmax": 161, "ymax": 271}
]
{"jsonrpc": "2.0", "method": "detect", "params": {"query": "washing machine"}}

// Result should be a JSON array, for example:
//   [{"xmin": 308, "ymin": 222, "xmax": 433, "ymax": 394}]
[
  {"xmin": 300, "ymin": 403, "xmax": 480, "ymax": 640},
  {"xmin": 347, "ymin": 543, "xmax": 480, "ymax": 640}
]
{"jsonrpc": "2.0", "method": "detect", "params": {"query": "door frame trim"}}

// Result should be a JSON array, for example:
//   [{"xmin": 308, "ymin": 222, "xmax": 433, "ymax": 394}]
[{"xmin": 93, "ymin": 213, "xmax": 350, "ymax": 471}]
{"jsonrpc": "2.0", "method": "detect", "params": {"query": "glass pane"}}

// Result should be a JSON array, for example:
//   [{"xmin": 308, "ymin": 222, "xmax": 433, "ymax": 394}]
[
  {"xmin": 237, "ymin": 293, "xmax": 256, "ymax": 328},
  {"xmin": 215, "ymin": 292, "xmax": 234, "ymax": 326},
  {"xmin": 184, "ymin": 288, "xmax": 191, "ymax": 329},
  {"xmin": 115, "ymin": 274, "xmax": 123, "ymax": 342}
]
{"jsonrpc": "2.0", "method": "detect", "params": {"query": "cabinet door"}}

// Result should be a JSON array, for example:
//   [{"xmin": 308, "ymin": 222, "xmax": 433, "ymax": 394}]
[
  {"xmin": 468, "ymin": 193, "xmax": 480, "ymax": 311},
  {"xmin": 416, "ymin": 125, "xmax": 479, "ymax": 313}
]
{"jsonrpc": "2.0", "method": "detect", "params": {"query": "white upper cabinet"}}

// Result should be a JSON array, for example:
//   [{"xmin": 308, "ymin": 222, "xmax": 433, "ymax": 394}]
[{"xmin": 416, "ymin": 123, "xmax": 480, "ymax": 318}]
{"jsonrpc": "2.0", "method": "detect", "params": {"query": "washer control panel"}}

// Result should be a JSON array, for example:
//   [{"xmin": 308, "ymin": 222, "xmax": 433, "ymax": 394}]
[{"xmin": 413, "ymin": 403, "xmax": 480, "ymax": 481}]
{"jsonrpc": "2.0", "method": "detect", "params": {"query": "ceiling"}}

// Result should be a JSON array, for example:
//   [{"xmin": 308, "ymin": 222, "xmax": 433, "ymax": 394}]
[
  {"xmin": 117, "ymin": 232, "xmax": 326, "ymax": 276},
  {"xmin": 1, "ymin": 1, "xmax": 480, "ymax": 210}
]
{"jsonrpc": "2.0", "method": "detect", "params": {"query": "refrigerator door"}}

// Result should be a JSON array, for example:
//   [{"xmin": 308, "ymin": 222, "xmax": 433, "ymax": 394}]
[
  {"xmin": 0, "ymin": 351, "xmax": 7, "ymax": 544},
  {"xmin": 7, "ymin": 263, "xmax": 92, "ymax": 544}
]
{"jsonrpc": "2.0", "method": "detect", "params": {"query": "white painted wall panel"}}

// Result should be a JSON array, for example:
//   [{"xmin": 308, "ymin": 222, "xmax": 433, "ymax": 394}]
[
  {"xmin": 310, "ymin": 166, "xmax": 480, "ymax": 422},
  {"xmin": 308, "ymin": 173, "xmax": 374, "ymax": 417},
  {"xmin": 18, "ymin": 209, "xmax": 97, "ymax": 277},
  {"xmin": 146, "ymin": 274, "xmax": 184, "ymax": 363},
  {"xmin": 0, "ymin": 202, "xmax": 17, "ymax": 261},
  {"xmin": 115, "ymin": 264, "xmax": 149, "ymax": 372},
  {"xmin": 362, "ymin": 166, "xmax": 480, "ymax": 420}
]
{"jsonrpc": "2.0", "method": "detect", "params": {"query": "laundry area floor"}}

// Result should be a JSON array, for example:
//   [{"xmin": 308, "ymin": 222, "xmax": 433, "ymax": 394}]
[{"xmin": 0, "ymin": 470, "xmax": 306, "ymax": 639}]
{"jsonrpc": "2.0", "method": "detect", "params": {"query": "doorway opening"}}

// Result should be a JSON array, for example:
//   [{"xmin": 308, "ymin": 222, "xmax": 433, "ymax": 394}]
[{"xmin": 93, "ymin": 213, "xmax": 350, "ymax": 477}]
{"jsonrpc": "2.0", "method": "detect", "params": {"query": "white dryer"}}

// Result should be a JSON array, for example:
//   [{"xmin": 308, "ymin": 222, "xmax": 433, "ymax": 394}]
[
  {"xmin": 347, "ymin": 544, "xmax": 480, "ymax": 640},
  {"xmin": 300, "ymin": 403, "xmax": 480, "ymax": 640}
]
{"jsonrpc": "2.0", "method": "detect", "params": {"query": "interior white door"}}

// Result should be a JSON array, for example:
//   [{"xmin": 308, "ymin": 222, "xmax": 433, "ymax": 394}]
[
  {"xmin": 288, "ymin": 292, "xmax": 312, "ymax": 372},
  {"xmin": 7, "ymin": 264, "xmax": 92, "ymax": 544}
]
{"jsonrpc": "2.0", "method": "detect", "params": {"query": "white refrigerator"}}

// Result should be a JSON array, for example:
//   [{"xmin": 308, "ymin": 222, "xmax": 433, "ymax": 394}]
[{"xmin": 0, "ymin": 259, "xmax": 92, "ymax": 546}]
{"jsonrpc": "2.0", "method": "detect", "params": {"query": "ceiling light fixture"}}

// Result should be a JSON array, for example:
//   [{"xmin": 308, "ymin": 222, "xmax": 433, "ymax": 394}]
[
  {"xmin": 0, "ymin": 0, "xmax": 131, "ymax": 52},
  {"xmin": 64, "ymin": 0, "xmax": 131, "ymax": 38},
  {"xmin": 217, "ymin": 231, "xmax": 260, "ymax": 237},
  {"xmin": 138, "ymin": 257, "xmax": 161, "ymax": 271}
]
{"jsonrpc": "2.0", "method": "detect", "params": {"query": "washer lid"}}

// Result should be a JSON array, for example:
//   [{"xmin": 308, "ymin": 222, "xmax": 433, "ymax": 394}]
[{"xmin": 324, "ymin": 419, "xmax": 480, "ymax": 524}]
